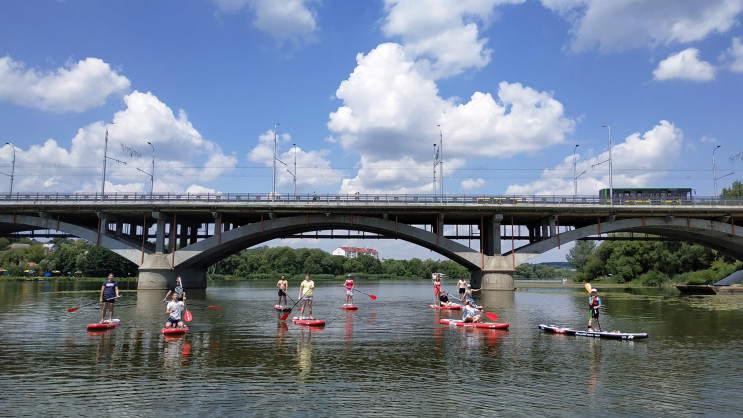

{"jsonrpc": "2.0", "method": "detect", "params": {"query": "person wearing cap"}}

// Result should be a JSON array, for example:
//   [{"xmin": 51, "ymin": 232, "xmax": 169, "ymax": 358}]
[
  {"xmin": 462, "ymin": 298, "xmax": 481, "ymax": 323},
  {"xmin": 588, "ymin": 288, "xmax": 602, "ymax": 331},
  {"xmin": 456, "ymin": 275, "xmax": 468, "ymax": 304},
  {"xmin": 343, "ymin": 273, "xmax": 355, "ymax": 306},
  {"xmin": 463, "ymin": 283, "xmax": 481, "ymax": 302}
]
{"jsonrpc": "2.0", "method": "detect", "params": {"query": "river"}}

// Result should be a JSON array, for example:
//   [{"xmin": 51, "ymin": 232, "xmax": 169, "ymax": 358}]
[{"xmin": 0, "ymin": 279, "xmax": 741, "ymax": 416}]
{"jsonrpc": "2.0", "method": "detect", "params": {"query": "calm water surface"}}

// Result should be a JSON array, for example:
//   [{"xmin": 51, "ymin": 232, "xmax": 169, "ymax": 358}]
[{"xmin": 1, "ymin": 279, "xmax": 742, "ymax": 417}]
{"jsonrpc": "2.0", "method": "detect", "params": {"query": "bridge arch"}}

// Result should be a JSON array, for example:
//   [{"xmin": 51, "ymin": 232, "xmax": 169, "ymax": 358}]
[
  {"xmin": 173, "ymin": 214, "xmax": 484, "ymax": 271},
  {"xmin": 512, "ymin": 217, "xmax": 743, "ymax": 261}
]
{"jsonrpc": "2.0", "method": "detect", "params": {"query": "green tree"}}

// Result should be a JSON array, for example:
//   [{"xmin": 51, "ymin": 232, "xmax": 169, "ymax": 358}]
[
  {"xmin": 720, "ymin": 180, "xmax": 743, "ymax": 198},
  {"xmin": 566, "ymin": 240, "xmax": 596, "ymax": 271}
]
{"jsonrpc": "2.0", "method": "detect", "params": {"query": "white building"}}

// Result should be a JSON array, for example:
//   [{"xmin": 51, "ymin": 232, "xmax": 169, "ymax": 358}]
[{"xmin": 332, "ymin": 246, "xmax": 380, "ymax": 260}]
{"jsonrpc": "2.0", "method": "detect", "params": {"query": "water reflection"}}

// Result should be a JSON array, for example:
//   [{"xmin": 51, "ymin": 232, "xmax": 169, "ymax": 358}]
[{"xmin": 2, "ymin": 280, "xmax": 743, "ymax": 416}]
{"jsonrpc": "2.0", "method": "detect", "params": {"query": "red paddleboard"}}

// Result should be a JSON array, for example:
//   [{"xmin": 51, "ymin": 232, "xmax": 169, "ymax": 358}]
[
  {"xmin": 87, "ymin": 319, "xmax": 121, "ymax": 330},
  {"xmin": 429, "ymin": 304, "xmax": 461, "ymax": 310},
  {"xmin": 161, "ymin": 326, "xmax": 189, "ymax": 335},
  {"xmin": 440, "ymin": 318, "xmax": 509, "ymax": 329},
  {"xmin": 341, "ymin": 304, "xmax": 358, "ymax": 310},
  {"xmin": 274, "ymin": 305, "xmax": 292, "ymax": 311},
  {"xmin": 292, "ymin": 317, "xmax": 325, "ymax": 327}
]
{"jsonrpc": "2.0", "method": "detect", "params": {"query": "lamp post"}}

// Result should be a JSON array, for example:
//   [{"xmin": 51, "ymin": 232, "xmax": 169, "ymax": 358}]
[
  {"xmin": 713, "ymin": 145, "xmax": 720, "ymax": 197},
  {"xmin": 3, "ymin": 142, "xmax": 16, "ymax": 196},
  {"xmin": 101, "ymin": 123, "xmax": 113, "ymax": 201},
  {"xmin": 437, "ymin": 125, "xmax": 443, "ymax": 197},
  {"xmin": 433, "ymin": 143, "xmax": 438, "ymax": 198},
  {"xmin": 573, "ymin": 144, "xmax": 579, "ymax": 196},
  {"xmin": 293, "ymin": 143, "xmax": 297, "ymax": 196},
  {"xmin": 272, "ymin": 123, "xmax": 279, "ymax": 203},
  {"xmin": 137, "ymin": 142, "xmax": 155, "ymax": 196},
  {"xmin": 603, "ymin": 125, "xmax": 613, "ymax": 204}
]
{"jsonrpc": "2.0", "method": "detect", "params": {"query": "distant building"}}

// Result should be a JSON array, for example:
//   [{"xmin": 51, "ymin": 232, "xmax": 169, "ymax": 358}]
[{"xmin": 332, "ymin": 246, "xmax": 380, "ymax": 260}]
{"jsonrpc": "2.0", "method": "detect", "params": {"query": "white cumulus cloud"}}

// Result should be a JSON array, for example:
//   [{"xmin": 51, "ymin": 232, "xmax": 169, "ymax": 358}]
[
  {"xmin": 721, "ymin": 37, "xmax": 743, "ymax": 72},
  {"xmin": 542, "ymin": 0, "xmax": 743, "ymax": 53},
  {"xmin": 505, "ymin": 120, "xmax": 684, "ymax": 195},
  {"xmin": 653, "ymin": 48, "xmax": 716, "ymax": 81},
  {"xmin": 0, "ymin": 56, "xmax": 130, "ymax": 112},
  {"xmin": 213, "ymin": 0, "xmax": 318, "ymax": 41}
]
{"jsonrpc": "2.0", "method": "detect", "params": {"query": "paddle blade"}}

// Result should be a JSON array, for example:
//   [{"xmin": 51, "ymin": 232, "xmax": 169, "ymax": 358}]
[
  {"xmin": 368, "ymin": 294, "xmax": 377, "ymax": 300},
  {"xmin": 584, "ymin": 282, "xmax": 592, "ymax": 293},
  {"xmin": 280, "ymin": 311, "xmax": 291, "ymax": 321},
  {"xmin": 184, "ymin": 310, "xmax": 193, "ymax": 322},
  {"xmin": 67, "ymin": 307, "xmax": 81, "ymax": 313},
  {"xmin": 208, "ymin": 305, "xmax": 221, "ymax": 310},
  {"xmin": 486, "ymin": 312, "xmax": 498, "ymax": 321}
]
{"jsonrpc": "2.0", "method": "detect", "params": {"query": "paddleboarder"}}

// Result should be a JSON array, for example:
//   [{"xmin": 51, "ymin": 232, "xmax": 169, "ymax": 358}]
[
  {"xmin": 344, "ymin": 274, "xmax": 354, "ymax": 305},
  {"xmin": 99, "ymin": 273, "xmax": 120, "ymax": 323},
  {"xmin": 433, "ymin": 275, "xmax": 442, "ymax": 305},
  {"xmin": 439, "ymin": 291, "xmax": 454, "ymax": 307},
  {"xmin": 298, "ymin": 274, "xmax": 315, "ymax": 320},
  {"xmin": 588, "ymin": 288, "xmax": 602, "ymax": 331},
  {"xmin": 276, "ymin": 275, "xmax": 288, "ymax": 307},
  {"xmin": 462, "ymin": 298, "xmax": 481, "ymax": 323},
  {"xmin": 162, "ymin": 276, "xmax": 186, "ymax": 302},
  {"xmin": 456, "ymin": 276, "xmax": 467, "ymax": 303},
  {"xmin": 165, "ymin": 292, "xmax": 186, "ymax": 329}
]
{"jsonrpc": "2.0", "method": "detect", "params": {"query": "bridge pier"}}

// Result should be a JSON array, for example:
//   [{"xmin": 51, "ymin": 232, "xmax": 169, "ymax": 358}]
[
  {"xmin": 470, "ymin": 270, "xmax": 515, "ymax": 291},
  {"xmin": 137, "ymin": 254, "xmax": 207, "ymax": 290}
]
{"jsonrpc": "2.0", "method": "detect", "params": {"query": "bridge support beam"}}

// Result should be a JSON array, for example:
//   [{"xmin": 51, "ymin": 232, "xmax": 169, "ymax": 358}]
[
  {"xmin": 470, "ymin": 270, "xmax": 514, "ymax": 291},
  {"xmin": 137, "ymin": 254, "xmax": 207, "ymax": 290}
]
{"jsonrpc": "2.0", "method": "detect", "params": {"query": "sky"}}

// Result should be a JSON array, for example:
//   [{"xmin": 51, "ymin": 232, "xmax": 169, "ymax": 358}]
[{"xmin": 1, "ymin": 0, "xmax": 742, "ymax": 264}]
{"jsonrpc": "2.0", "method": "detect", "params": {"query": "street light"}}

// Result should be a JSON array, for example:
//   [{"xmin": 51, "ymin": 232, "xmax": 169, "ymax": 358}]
[
  {"xmin": 293, "ymin": 143, "xmax": 297, "ymax": 196},
  {"xmin": 433, "ymin": 143, "xmax": 438, "ymax": 197},
  {"xmin": 713, "ymin": 145, "xmax": 720, "ymax": 197},
  {"xmin": 437, "ymin": 124, "xmax": 443, "ymax": 197},
  {"xmin": 573, "ymin": 144, "xmax": 586, "ymax": 197},
  {"xmin": 272, "ymin": 123, "xmax": 279, "ymax": 203},
  {"xmin": 101, "ymin": 123, "xmax": 112, "ymax": 200},
  {"xmin": 603, "ymin": 125, "xmax": 613, "ymax": 204},
  {"xmin": 2, "ymin": 142, "xmax": 17, "ymax": 196},
  {"xmin": 137, "ymin": 142, "xmax": 155, "ymax": 196}
]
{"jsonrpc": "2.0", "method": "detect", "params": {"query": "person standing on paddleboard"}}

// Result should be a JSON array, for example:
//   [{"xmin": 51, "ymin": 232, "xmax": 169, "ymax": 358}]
[
  {"xmin": 344, "ymin": 274, "xmax": 354, "ymax": 306},
  {"xmin": 99, "ymin": 273, "xmax": 120, "ymax": 323},
  {"xmin": 299, "ymin": 274, "xmax": 315, "ymax": 320},
  {"xmin": 433, "ymin": 275, "xmax": 442, "ymax": 305},
  {"xmin": 162, "ymin": 276, "xmax": 186, "ymax": 302},
  {"xmin": 277, "ymin": 275, "xmax": 288, "ymax": 307},
  {"xmin": 165, "ymin": 292, "xmax": 186, "ymax": 329},
  {"xmin": 588, "ymin": 288, "xmax": 602, "ymax": 331},
  {"xmin": 456, "ymin": 276, "xmax": 467, "ymax": 304}
]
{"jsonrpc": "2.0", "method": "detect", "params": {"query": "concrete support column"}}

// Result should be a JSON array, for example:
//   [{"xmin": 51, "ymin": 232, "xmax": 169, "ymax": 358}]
[
  {"xmin": 470, "ymin": 270, "xmax": 514, "ymax": 290},
  {"xmin": 482, "ymin": 214, "xmax": 503, "ymax": 256},
  {"xmin": 153, "ymin": 212, "xmax": 166, "ymax": 254},
  {"xmin": 137, "ymin": 254, "xmax": 207, "ymax": 289},
  {"xmin": 437, "ymin": 213, "xmax": 444, "ymax": 239},
  {"xmin": 549, "ymin": 215, "xmax": 557, "ymax": 237}
]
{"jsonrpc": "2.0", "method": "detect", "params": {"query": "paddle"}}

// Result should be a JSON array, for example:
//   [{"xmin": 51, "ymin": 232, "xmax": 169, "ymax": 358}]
[
  {"xmin": 485, "ymin": 312, "xmax": 498, "ymax": 321},
  {"xmin": 355, "ymin": 288, "xmax": 377, "ymax": 301},
  {"xmin": 280, "ymin": 297, "xmax": 303, "ymax": 321},
  {"xmin": 184, "ymin": 309, "xmax": 193, "ymax": 322},
  {"xmin": 584, "ymin": 282, "xmax": 592, "ymax": 293},
  {"xmin": 67, "ymin": 296, "xmax": 120, "ymax": 313}
]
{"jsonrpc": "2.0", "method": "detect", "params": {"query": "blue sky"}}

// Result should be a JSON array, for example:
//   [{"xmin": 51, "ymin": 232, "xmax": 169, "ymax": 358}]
[{"xmin": 1, "ymin": 0, "xmax": 742, "ymax": 263}]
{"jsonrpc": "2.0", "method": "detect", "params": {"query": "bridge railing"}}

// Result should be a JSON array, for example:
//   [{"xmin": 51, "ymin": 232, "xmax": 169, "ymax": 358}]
[{"xmin": 0, "ymin": 192, "xmax": 741, "ymax": 206}]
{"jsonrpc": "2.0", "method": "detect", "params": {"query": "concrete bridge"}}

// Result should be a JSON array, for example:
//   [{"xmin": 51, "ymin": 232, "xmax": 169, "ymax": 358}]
[{"xmin": 0, "ymin": 192, "xmax": 741, "ymax": 290}]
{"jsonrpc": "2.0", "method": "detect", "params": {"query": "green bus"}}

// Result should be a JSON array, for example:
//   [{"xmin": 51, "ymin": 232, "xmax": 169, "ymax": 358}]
[{"xmin": 598, "ymin": 187, "xmax": 692, "ymax": 204}]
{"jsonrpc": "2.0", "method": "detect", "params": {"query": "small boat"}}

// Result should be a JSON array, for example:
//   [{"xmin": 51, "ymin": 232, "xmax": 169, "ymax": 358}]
[
  {"xmin": 274, "ymin": 305, "xmax": 292, "ymax": 311},
  {"xmin": 87, "ymin": 319, "xmax": 120, "ymax": 330},
  {"xmin": 440, "ymin": 318, "xmax": 509, "ymax": 329},
  {"xmin": 429, "ymin": 304, "xmax": 461, "ymax": 310},
  {"xmin": 292, "ymin": 317, "xmax": 325, "ymax": 327},
  {"xmin": 538, "ymin": 324, "xmax": 648, "ymax": 340},
  {"xmin": 341, "ymin": 304, "xmax": 358, "ymax": 310},
  {"xmin": 161, "ymin": 326, "xmax": 189, "ymax": 335}
]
